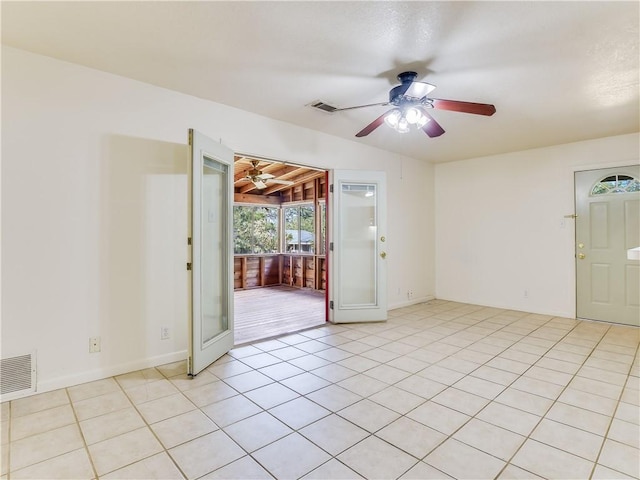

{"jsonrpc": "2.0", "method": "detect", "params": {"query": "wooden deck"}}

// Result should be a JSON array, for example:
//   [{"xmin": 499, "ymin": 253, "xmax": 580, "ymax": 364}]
[{"xmin": 233, "ymin": 286, "xmax": 326, "ymax": 345}]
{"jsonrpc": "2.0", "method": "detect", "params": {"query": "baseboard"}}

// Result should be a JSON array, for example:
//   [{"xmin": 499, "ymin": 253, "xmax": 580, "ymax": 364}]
[
  {"xmin": 23, "ymin": 350, "xmax": 189, "ymax": 400},
  {"xmin": 434, "ymin": 295, "xmax": 574, "ymax": 319},
  {"xmin": 388, "ymin": 295, "xmax": 435, "ymax": 311}
]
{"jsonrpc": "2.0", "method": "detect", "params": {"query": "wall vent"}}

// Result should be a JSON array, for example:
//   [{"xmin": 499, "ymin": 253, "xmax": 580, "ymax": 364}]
[
  {"xmin": 308, "ymin": 100, "xmax": 338, "ymax": 113},
  {"xmin": 1, "ymin": 353, "xmax": 36, "ymax": 398}
]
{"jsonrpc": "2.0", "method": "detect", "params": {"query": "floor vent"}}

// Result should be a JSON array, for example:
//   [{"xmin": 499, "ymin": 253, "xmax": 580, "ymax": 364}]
[{"xmin": 1, "ymin": 353, "xmax": 36, "ymax": 397}]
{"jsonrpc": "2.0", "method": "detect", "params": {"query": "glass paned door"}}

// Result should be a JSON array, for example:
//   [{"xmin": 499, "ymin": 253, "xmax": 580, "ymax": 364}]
[
  {"xmin": 188, "ymin": 129, "xmax": 234, "ymax": 375},
  {"xmin": 328, "ymin": 170, "xmax": 387, "ymax": 323}
]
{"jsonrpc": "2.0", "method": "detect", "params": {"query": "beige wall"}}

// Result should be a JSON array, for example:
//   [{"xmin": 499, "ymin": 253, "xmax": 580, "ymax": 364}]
[{"xmin": 1, "ymin": 47, "xmax": 434, "ymax": 396}]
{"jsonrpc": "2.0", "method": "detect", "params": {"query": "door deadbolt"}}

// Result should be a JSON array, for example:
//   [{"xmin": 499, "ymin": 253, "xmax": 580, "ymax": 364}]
[{"xmin": 380, "ymin": 252, "xmax": 387, "ymax": 259}]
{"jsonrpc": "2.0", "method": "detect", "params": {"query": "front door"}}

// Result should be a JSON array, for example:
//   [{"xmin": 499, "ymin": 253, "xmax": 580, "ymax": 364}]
[
  {"xmin": 575, "ymin": 165, "xmax": 640, "ymax": 326},
  {"xmin": 328, "ymin": 170, "xmax": 387, "ymax": 323},
  {"xmin": 187, "ymin": 129, "xmax": 235, "ymax": 375}
]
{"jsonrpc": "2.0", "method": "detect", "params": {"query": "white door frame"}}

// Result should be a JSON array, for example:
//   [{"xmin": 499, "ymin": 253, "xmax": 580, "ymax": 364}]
[{"xmin": 564, "ymin": 161, "xmax": 638, "ymax": 319}]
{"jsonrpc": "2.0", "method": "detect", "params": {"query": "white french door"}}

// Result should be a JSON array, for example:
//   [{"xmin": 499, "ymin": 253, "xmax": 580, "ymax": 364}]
[
  {"xmin": 328, "ymin": 169, "xmax": 387, "ymax": 323},
  {"xmin": 187, "ymin": 129, "xmax": 235, "ymax": 376}
]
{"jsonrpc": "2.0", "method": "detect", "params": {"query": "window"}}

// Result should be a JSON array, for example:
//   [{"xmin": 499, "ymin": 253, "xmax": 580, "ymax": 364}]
[
  {"xmin": 591, "ymin": 174, "xmax": 640, "ymax": 195},
  {"xmin": 284, "ymin": 203, "xmax": 315, "ymax": 253},
  {"xmin": 233, "ymin": 206, "xmax": 279, "ymax": 254}
]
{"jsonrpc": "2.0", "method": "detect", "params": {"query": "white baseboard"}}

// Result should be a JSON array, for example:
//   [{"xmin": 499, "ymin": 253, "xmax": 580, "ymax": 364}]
[
  {"xmin": 22, "ymin": 350, "xmax": 188, "ymax": 400},
  {"xmin": 388, "ymin": 295, "xmax": 435, "ymax": 311}
]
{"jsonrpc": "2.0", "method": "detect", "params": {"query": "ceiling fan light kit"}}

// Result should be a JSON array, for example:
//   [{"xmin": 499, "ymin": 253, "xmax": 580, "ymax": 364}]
[
  {"xmin": 384, "ymin": 107, "xmax": 430, "ymax": 133},
  {"xmin": 312, "ymin": 71, "xmax": 496, "ymax": 139}
]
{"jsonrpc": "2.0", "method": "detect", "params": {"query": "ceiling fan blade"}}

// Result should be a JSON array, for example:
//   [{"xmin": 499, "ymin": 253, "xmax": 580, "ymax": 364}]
[
  {"xmin": 355, "ymin": 109, "xmax": 393, "ymax": 137},
  {"xmin": 418, "ymin": 108, "xmax": 445, "ymax": 138},
  {"xmin": 253, "ymin": 179, "xmax": 267, "ymax": 189},
  {"xmin": 267, "ymin": 179, "xmax": 294, "ymax": 186},
  {"xmin": 256, "ymin": 173, "xmax": 275, "ymax": 180},
  {"xmin": 431, "ymin": 99, "xmax": 496, "ymax": 116}
]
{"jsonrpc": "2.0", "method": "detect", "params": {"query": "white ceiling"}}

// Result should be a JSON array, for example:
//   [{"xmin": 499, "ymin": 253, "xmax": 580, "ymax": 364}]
[{"xmin": 2, "ymin": 1, "xmax": 638, "ymax": 163}]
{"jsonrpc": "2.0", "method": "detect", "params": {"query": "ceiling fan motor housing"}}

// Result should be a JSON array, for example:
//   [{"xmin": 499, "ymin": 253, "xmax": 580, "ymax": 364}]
[{"xmin": 389, "ymin": 71, "xmax": 432, "ymax": 107}]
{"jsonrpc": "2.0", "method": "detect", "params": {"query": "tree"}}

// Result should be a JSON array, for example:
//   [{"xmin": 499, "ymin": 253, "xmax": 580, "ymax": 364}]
[{"xmin": 233, "ymin": 206, "xmax": 279, "ymax": 254}]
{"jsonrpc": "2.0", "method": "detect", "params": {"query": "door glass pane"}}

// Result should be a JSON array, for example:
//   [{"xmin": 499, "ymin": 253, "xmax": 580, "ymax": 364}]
[
  {"xmin": 340, "ymin": 183, "xmax": 377, "ymax": 306},
  {"xmin": 202, "ymin": 159, "xmax": 228, "ymax": 344}
]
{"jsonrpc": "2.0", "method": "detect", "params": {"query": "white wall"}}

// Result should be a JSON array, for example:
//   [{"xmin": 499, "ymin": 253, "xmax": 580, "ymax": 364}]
[
  {"xmin": 1, "ymin": 47, "xmax": 435, "ymax": 396},
  {"xmin": 435, "ymin": 133, "xmax": 640, "ymax": 318}
]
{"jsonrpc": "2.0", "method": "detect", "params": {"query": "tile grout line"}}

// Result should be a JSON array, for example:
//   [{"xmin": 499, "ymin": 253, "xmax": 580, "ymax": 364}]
[
  {"xmin": 268, "ymin": 307, "xmax": 566, "ymax": 478},
  {"xmin": 492, "ymin": 320, "xmax": 617, "ymax": 479},
  {"xmin": 126, "ymin": 316, "xmax": 639, "ymax": 479},
  {"xmin": 113, "ymin": 371, "xmax": 193, "ymax": 480},
  {"xmin": 64, "ymin": 387, "xmax": 101, "ymax": 480},
  {"xmin": 220, "ymin": 306, "xmax": 634, "ymax": 480},
  {"xmin": 4, "ymin": 302, "xmax": 637, "ymax": 479},
  {"xmin": 361, "ymin": 309, "xmax": 620, "ymax": 478},
  {"xmin": 401, "ymin": 311, "xmax": 583, "ymax": 479},
  {"xmin": 587, "ymin": 337, "xmax": 640, "ymax": 479},
  {"xmin": 4, "ymin": 399, "xmax": 11, "ymax": 479}
]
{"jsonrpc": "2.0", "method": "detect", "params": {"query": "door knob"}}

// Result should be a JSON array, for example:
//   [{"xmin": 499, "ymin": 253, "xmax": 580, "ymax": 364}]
[
  {"xmin": 380, "ymin": 252, "xmax": 387, "ymax": 259},
  {"xmin": 578, "ymin": 253, "xmax": 586, "ymax": 259}
]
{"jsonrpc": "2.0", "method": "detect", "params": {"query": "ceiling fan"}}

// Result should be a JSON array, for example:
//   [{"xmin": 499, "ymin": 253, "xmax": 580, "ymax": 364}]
[
  {"xmin": 316, "ymin": 71, "xmax": 496, "ymax": 138},
  {"xmin": 245, "ymin": 160, "xmax": 294, "ymax": 190}
]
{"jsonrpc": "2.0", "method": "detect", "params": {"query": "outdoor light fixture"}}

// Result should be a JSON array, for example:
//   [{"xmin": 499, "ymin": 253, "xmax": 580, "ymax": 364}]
[{"xmin": 383, "ymin": 107, "xmax": 430, "ymax": 133}]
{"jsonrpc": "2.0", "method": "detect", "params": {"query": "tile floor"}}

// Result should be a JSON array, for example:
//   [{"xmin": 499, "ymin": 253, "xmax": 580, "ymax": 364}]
[{"xmin": 1, "ymin": 300, "xmax": 639, "ymax": 479}]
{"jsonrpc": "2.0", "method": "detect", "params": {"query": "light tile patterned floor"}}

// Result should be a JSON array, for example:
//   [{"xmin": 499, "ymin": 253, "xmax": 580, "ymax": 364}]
[{"xmin": 2, "ymin": 300, "xmax": 639, "ymax": 479}]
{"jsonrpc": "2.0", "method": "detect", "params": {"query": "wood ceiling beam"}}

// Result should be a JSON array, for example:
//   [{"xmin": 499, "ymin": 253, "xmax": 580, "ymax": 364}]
[
  {"xmin": 262, "ymin": 171, "xmax": 325, "ymax": 195},
  {"xmin": 234, "ymin": 193, "xmax": 281, "ymax": 205},
  {"xmin": 233, "ymin": 157, "xmax": 324, "ymax": 197},
  {"xmin": 238, "ymin": 182, "xmax": 260, "ymax": 195}
]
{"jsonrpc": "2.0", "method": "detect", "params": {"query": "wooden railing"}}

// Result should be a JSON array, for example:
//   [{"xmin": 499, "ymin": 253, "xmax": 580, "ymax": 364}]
[{"xmin": 234, "ymin": 254, "xmax": 326, "ymax": 291}]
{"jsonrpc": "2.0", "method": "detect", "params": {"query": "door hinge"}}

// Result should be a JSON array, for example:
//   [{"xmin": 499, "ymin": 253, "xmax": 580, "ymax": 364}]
[
  {"xmin": 186, "ymin": 262, "xmax": 192, "ymax": 271},
  {"xmin": 187, "ymin": 237, "xmax": 192, "ymax": 245},
  {"xmin": 329, "ymin": 300, "xmax": 334, "ymax": 309},
  {"xmin": 329, "ymin": 184, "xmax": 334, "ymax": 193},
  {"xmin": 329, "ymin": 242, "xmax": 334, "ymax": 251},
  {"xmin": 564, "ymin": 214, "xmax": 578, "ymax": 219}
]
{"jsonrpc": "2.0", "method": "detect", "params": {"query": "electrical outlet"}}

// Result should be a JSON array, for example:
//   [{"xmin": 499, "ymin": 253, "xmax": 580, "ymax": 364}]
[
  {"xmin": 89, "ymin": 337, "xmax": 101, "ymax": 353},
  {"xmin": 161, "ymin": 326, "xmax": 170, "ymax": 340},
  {"xmin": 407, "ymin": 290, "xmax": 414, "ymax": 300}
]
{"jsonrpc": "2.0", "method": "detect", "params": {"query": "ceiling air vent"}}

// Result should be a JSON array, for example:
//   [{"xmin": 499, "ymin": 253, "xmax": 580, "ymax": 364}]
[{"xmin": 309, "ymin": 100, "xmax": 337, "ymax": 113}]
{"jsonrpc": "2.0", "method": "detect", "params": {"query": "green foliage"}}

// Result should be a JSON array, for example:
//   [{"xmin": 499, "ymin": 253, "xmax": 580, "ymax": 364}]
[
  {"xmin": 234, "ymin": 203, "xmax": 319, "ymax": 254},
  {"xmin": 233, "ymin": 206, "xmax": 278, "ymax": 254},
  {"xmin": 284, "ymin": 204, "xmax": 315, "ymax": 253}
]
